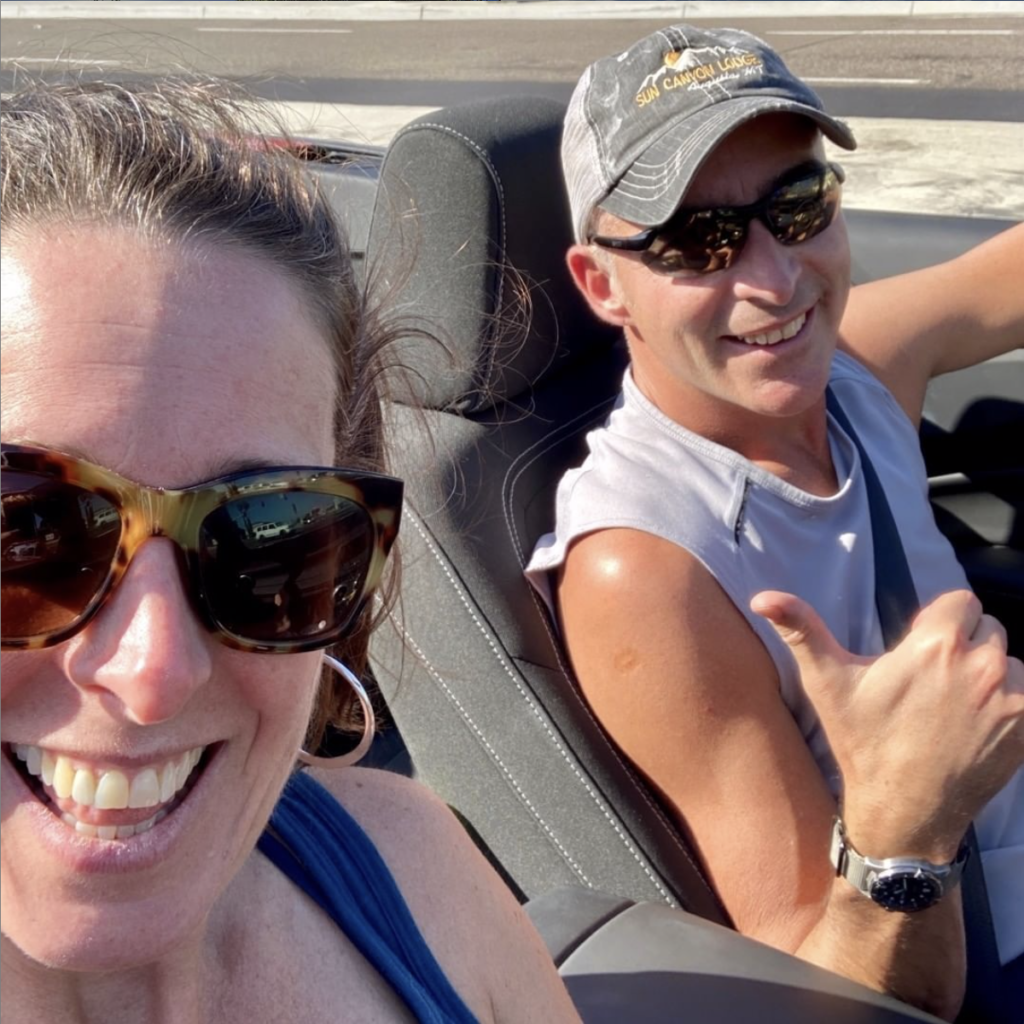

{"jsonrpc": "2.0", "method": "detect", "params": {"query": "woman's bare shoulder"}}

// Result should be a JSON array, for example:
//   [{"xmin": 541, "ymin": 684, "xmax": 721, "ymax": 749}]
[
  {"xmin": 307, "ymin": 766, "xmax": 505, "ymax": 930},
  {"xmin": 310, "ymin": 765, "xmax": 454, "ymax": 830},
  {"xmin": 308, "ymin": 767, "xmax": 580, "ymax": 1023}
]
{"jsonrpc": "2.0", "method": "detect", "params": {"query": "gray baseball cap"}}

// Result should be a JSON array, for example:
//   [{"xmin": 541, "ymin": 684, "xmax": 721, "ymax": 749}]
[{"xmin": 563, "ymin": 24, "xmax": 857, "ymax": 242}]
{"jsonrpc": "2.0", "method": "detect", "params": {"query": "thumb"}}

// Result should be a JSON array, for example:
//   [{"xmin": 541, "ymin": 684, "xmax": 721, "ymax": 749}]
[{"xmin": 750, "ymin": 591, "xmax": 854, "ymax": 685}]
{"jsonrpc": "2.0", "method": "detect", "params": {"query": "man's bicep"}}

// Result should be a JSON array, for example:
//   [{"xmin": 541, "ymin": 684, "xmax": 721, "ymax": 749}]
[
  {"xmin": 557, "ymin": 529, "xmax": 838, "ymax": 950},
  {"xmin": 840, "ymin": 223, "xmax": 1024, "ymax": 425}
]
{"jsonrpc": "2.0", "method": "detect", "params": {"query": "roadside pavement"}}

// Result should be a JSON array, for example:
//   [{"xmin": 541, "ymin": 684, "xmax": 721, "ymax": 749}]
[{"xmin": 3, "ymin": 1, "xmax": 1023, "ymax": 22}]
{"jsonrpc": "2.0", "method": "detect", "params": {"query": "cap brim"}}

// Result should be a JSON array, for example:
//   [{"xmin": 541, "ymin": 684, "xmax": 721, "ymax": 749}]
[{"xmin": 599, "ymin": 96, "xmax": 857, "ymax": 230}]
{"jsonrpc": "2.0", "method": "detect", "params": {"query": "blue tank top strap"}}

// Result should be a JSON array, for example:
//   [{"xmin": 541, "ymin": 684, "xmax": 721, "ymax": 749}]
[{"xmin": 257, "ymin": 771, "xmax": 478, "ymax": 1024}]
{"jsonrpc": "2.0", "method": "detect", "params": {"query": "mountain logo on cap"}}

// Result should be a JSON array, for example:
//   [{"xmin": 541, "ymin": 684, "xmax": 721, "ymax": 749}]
[{"xmin": 635, "ymin": 44, "xmax": 764, "ymax": 108}]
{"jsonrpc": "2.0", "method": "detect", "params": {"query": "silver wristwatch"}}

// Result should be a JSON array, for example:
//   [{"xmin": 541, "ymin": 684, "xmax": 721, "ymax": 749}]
[{"xmin": 830, "ymin": 817, "xmax": 970, "ymax": 913}]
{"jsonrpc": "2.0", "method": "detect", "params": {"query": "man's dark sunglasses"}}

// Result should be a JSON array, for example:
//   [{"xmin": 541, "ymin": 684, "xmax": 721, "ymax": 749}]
[
  {"xmin": 590, "ymin": 161, "xmax": 845, "ymax": 276},
  {"xmin": 0, "ymin": 444, "xmax": 403, "ymax": 653}
]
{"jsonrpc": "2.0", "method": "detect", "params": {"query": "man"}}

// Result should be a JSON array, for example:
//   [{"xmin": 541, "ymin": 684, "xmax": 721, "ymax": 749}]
[{"xmin": 526, "ymin": 25, "xmax": 1023, "ymax": 1021}]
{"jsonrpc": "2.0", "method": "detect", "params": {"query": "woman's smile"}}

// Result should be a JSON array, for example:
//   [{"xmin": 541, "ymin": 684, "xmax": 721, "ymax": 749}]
[
  {"xmin": 2, "ymin": 737, "xmax": 224, "ymax": 874},
  {"xmin": 8, "ymin": 741, "xmax": 208, "ymax": 838}
]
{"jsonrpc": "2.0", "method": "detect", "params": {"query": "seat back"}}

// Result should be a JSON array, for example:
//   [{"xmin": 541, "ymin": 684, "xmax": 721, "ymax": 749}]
[{"xmin": 366, "ymin": 97, "xmax": 726, "ymax": 920}]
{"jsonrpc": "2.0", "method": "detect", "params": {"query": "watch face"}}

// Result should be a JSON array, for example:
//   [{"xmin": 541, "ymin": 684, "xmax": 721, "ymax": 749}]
[{"xmin": 870, "ymin": 869, "xmax": 943, "ymax": 912}]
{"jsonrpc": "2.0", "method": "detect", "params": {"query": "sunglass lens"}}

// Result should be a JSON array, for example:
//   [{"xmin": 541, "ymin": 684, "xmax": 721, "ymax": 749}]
[
  {"xmin": 770, "ymin": 170, "xmax": 839, "ymax": 246},
  {"xmin": 199, "ymin": 491, "xmax": 375, "ymax": 644},
  {"xmin": 649, "ymin": 212, "xmax": 743, "ymax": 274},
  {"xmin": 1, "ymin": 473, "xmax": 121, "ymax": 642}
]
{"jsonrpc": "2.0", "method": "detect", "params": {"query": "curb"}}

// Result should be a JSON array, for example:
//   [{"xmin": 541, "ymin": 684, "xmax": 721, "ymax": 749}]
[{"xmin": 3, "ymin": 1, "xmax": 1023, "ymax": 21}]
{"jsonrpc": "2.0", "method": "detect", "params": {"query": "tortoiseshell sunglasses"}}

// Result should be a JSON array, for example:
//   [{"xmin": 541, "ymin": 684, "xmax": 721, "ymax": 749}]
[{"xmin": 1, "ymin": 444, "xmax": 402, "ymax": 653}]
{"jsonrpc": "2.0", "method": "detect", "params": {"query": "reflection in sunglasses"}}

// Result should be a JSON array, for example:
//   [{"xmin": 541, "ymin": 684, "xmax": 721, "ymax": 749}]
[
  {"xmin": 1, "ymin": 443, "xmax": 402, "ymax": 654},
  {"xmin": 592, "ymin": 161, "xmax": 845, "ymax": 276}
]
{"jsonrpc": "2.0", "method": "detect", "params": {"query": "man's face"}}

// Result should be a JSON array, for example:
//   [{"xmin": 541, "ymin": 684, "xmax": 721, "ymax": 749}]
[{"xmin": 588, "ymin": 114, "xmax": 852, "ymax": 433}]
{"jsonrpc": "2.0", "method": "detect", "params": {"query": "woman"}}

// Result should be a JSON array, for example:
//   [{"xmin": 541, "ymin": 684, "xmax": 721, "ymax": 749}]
[{"xmin": 0, "ymin": 80, "xmax": 580, "ymax": 1024}]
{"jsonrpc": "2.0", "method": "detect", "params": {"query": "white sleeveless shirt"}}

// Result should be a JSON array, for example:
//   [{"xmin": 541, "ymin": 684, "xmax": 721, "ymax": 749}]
[{"xmin": 526, "ymin": 350, "xmax": 1023, "ymax": 964}]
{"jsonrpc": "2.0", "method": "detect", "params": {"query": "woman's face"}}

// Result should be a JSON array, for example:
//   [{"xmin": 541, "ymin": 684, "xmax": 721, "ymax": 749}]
[{"xmin": 0, "ymin": 226, "xmax": 338, "ymax": 969}]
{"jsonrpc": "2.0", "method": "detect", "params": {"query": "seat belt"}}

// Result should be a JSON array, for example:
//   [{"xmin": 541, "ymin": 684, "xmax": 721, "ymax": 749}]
[{"xmin": 825, "ymin": 388, "xmax": 1006, "ymax": 1024}]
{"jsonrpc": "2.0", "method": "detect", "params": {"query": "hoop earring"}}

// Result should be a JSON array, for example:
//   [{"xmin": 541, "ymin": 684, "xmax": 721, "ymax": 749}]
[{"xmin": 297, "ymin": 655, "xmax": 375, "ymax": 769}]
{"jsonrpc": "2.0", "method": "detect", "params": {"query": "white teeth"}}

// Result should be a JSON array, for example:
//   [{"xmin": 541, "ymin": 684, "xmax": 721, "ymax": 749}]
[
  {"xmin": 11, "ymin": 743, "xmax": 206, "ymax": 838},
  {"xmin": 159, "ymin": 762, "xmax": 177, "ymax": 802},
  {"xmin": 71, "ymin": 768, "xmax": 97, "ymax": 807},
  {"xmin": 751, "ymin": 327, "xmax": 784, "ymax": 346},
  {"xmin": 741, "ymin": 311, "xmax": 806, "ymax": 347},
  {"xmin": 781, "ymin": 313, "xmax": 805, "ymax": 340},
  {"xmin": 59, "ymin": 805, "xmax": 164, "ymax": 840},
  {"xmin": 128, "ymin": 769, "xmax": 161, "ymax": 809},
  {"xmin": 53, "ymin": 757, "xmax": 76, "ymax": 800},
  {"xmin": 40, "ymin": 750, "xmax": 56, "ymax": 787},
  {"xmin": 61, "ymin": 814, "xmax": 141, "ymax": 841},
  {"xmin": 176, "ymin": 751, "xmax": 199, "ymax": 791},
  {"xmin": 94, "ymin": 771, "xmax": 130, "ymax": 811}
]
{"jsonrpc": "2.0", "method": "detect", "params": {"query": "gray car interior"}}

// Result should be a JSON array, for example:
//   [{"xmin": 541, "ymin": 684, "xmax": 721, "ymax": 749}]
[{"xmin": 302, "ymin": 96, "xmax": 1020, "ymax": 1022}]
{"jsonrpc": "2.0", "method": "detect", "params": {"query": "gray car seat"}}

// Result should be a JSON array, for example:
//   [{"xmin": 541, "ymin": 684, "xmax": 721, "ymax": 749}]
[{"xmin": 365, "ymin": 96, "xmax": 727, "ymax": 922}]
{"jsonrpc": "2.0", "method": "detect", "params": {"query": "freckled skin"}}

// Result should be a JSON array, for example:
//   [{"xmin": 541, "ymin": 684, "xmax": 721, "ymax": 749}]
[
  {"xmin": 0, "ymin": 226, "xmax": 336, "ymax": 970},
  {"xmin": 1, "ymin": 223, "xmax": 583, "ymax": 1024}
]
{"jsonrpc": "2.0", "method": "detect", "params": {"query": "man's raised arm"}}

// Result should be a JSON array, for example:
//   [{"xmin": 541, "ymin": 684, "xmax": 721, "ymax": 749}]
[{"xmin": 839, "ymin": 222, "xmax": 1024, "ymax": 426}]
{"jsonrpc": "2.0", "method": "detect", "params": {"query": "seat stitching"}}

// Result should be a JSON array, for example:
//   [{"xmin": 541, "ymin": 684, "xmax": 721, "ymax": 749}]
[
  {"xmin": 503, "ymin": 411, "xmax": 720, "ymax": 899},
  {"xmin": 404, "ymin": 508, "xmax": 673, "ymax": 901},
  {"xmin": 504, "ymin": 397, "xmax": 615, "ymax": 557},
  {"xmin": 385, "ymin": 119, "xmax": 712, "ymax": 904},
  {"xmin": 392, "ymin": 623, "xmax": 591, "ymax": 887},
  {"xmin": 509, "ymin": 435, "xmax": 715, "ymax": 893}
]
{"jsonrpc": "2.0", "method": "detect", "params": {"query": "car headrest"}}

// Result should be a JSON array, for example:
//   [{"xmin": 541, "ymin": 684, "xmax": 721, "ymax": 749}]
[{"xmin": 366, "ymin": 96, "xmax": 618, "ymax": 414}]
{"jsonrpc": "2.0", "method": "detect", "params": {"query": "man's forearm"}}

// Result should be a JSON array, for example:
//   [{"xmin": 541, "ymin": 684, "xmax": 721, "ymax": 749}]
[{"xmin": 796, "ymin": 878, "xmax": 965, "ymax": 1021}]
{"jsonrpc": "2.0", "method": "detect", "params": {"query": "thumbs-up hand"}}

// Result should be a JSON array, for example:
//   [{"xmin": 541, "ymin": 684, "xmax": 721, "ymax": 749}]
[{"xmin": 752, "ymin": 589, "xmax": 1024, "ymax": 861}]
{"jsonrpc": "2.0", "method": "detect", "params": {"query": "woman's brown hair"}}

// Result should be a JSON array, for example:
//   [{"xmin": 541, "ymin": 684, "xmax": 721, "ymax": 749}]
[{"xmin": 1, "ymin": 78, "xmax": 398, "ymax": 748}]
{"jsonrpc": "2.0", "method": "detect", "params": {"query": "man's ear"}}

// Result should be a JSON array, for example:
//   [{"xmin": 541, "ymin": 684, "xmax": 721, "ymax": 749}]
[{"xmin": 566, "ymin": 244, "xmax": 631, "ymax": 328}]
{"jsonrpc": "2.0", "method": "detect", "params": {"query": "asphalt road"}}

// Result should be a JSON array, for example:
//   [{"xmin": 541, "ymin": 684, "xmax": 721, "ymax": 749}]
[
  {"xmin": 2, "ymin": 13, "xmax": 1022, "ymax": 217},
  {"xmin": 2, "ymin": 15, "xmax": 1023, "ymax": 120}
]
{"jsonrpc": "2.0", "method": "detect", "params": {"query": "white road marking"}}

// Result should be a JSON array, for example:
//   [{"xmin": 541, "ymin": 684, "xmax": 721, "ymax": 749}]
[
  {"xmin": 773, "ymin": 29, "xmax": 1018, "ymax": 36},
  {"xmin": 0, "ymin": 56, "xmax": 121, "ymax": 66},
  {"xmin": 2, "ymin": 1, "xmax": 1022, "ymax": 22},
  {"xmin": 804, "ymin": 77, "xmax": 930, "ymax": 86},
  {"xmin": 268, "ymin": 101, "xmax": 1024, "ymax": 220},
  {"xmin": 196, "ymin": 27, "xmax": 354, "ymax": 34}
]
